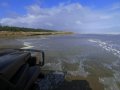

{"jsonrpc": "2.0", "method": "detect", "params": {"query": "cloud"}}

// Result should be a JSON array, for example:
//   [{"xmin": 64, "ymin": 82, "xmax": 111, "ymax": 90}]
[
  {"xmin": 0, "ymin": 2, "xmax": 120, "ymax": 33},
  {"xmin": 111, "ymin": 2, "xmax": 120, "ymax": 10}
]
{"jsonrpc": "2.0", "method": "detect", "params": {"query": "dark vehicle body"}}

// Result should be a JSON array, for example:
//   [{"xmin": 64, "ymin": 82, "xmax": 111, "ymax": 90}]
[
  {"xmin": 0, "ymin": 49, "xmax": 91, "ymax": 90},
  {"xmin": 0, "ymin": 49, "xmax": 44, "ymax": 90}
]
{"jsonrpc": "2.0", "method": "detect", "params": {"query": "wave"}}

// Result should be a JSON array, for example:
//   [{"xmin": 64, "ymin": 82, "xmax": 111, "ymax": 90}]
[
  {"xmin": 99, "ymin": 77, "xmax": 120, "ymax": 90},
  {"xmin": 88, "ymin": 39, "xmax": 120, "ymax": 58},
  {"xmin": 43, "ymin": 57, "xmax": 89, "ymax": 77},
  {"xmin": 21, "ymin": 42, "xmax": 34, "ymax": 49}
]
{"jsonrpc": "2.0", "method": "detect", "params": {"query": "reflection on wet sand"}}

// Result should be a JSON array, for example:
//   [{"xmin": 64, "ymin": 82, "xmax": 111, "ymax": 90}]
[
  {"xmin": 55, "ymin": 80, "xmax": 92, "ymax": 90},
  {"xmin": 0, "ymin": 38, "xmax": 23, "ymax": 49},
  {"xmin": 36, "ymin": 71, "xmax": 92, "ymax": 90}
]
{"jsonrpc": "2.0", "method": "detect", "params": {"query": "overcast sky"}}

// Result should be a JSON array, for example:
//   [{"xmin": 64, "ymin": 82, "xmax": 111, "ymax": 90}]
[{"xmin": 0, "ymin": 0, "xmax": 120, "ymax": 34}]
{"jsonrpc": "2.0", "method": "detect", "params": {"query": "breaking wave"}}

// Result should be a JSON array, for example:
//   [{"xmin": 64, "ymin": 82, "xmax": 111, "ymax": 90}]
[
  {"xmin": 89, "ymin": 39, "xmax": 120, "ymax": 90},
  {"xmin": 21, "ymin": 42, "xmax": 34, "ymax": 49},
  {"xmin": 88, "ymin": 39, "xmax": 120, "ymax": 58},
  {"xmin": 43, "ymin": 56, "xmax": 89, "ymax": 77}
]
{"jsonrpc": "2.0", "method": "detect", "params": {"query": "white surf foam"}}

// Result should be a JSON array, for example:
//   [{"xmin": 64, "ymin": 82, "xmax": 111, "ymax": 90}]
[
  {"xmin": 21, "ymin": 42, "xmax": 34, "ymax": 49},
  {"xmin": 88, "ymin": 39, "xmax": 120, "ymax": 90},
  {"xmin": 64, "ymin": 57, "xmax": 89, "ymax": 77},
  {"xmin": 88, "ymin": 39, "xmax": 120, "ymax": 58},
  {"xmin": 99, "ymin": 77, "xmax": 120, "ymax": 90},
  {"xmin": 67, "ymin": 62, "xmax": 89, "ymax": 77}
]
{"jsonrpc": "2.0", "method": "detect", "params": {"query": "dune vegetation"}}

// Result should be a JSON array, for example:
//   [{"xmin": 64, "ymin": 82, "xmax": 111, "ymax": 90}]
[{"xmin": 0, "ymin": 26, "xmax": 73, "ymax": 37}]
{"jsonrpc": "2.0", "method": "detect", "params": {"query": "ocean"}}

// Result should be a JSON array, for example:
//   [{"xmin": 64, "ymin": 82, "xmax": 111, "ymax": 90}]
[{"xmin": 0, "ymin": 34, "xmax": 120, "ymax": 90}]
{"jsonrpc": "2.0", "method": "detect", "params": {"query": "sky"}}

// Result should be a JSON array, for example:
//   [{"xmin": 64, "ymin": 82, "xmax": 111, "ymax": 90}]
[{"xmin": 0, "ymin": 0, "xmax": 120, "ymax": 34}]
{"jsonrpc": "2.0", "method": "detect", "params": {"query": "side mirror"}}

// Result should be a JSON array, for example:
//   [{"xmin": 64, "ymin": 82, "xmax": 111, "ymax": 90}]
[{"xmin": 15, "ymin": 49, "xmax": 45, "ymax": 66}]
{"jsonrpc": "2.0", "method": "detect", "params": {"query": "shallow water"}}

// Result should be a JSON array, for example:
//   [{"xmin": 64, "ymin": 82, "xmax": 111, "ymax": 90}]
[{"xmin": 0, "ymin": 34, "xmax": 120, "ymax": 90}]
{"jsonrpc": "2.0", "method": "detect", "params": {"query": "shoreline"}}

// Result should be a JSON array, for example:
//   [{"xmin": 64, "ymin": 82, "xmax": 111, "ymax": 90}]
[{"xmin": 0, "ymin": 31, "xmax": 73, "ymax": 38}]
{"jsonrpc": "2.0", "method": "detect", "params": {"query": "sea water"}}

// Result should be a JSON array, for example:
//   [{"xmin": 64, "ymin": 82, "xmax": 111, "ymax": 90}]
[{"xmin": 0, "ymin": 34, "xmax": 120, "ymax": 90}]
